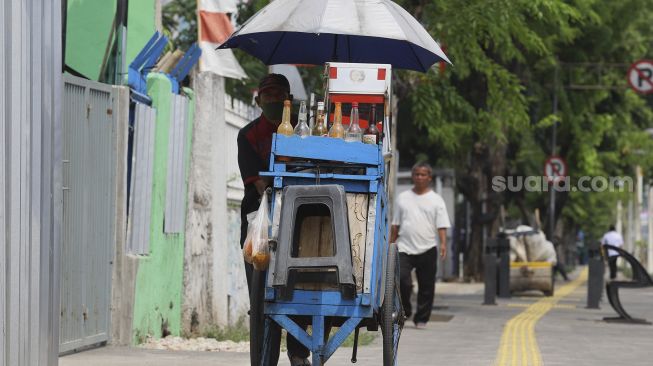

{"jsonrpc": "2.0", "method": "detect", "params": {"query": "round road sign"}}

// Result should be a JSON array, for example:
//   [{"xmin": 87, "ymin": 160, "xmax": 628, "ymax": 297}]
[
  {"xmin": 627, "ymin": 60, "xmax": 653, "ymax": 94},
  {"xmin": 544, "ymin": 156, "xmax": 567, "ymax": 182}
]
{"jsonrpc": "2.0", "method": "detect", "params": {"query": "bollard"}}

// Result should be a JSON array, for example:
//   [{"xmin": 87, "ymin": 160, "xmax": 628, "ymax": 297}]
[
  {"xmin": 586, "ymin": 241, "xmax": 604, "ymax": 309},
  {"xmin": 497, "ymin": 233, "xmax": 511, "ymax": 298},
  {"xmin": 483, "ymin": 239, "xmax": 498, "ymax": 305}
]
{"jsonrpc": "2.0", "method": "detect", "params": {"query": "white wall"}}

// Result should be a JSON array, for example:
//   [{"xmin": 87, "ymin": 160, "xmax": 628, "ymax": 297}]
[{"xmin": 183, "ymin": 72, "xmax": 258, "ymax": 332}]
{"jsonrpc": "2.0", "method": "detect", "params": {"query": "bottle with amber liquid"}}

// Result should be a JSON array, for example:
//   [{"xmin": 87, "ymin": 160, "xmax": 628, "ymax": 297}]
[
  {"xmin": 363, "ymin": 104, "xmax": 381, "ymax": 144},
  {"xmin": 328, "ymin": 102, "xmax": 345, "ymax": 139},
  {"xmin": 312, "ymin": 102, "xmax": 327, "ymax": 136},
  {"xmin": 276, "ymin": 100, "xmax": 294, "ymax": 136}
]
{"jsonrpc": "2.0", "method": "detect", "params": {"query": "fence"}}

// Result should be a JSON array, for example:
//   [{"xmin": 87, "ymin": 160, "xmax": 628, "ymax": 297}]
[
  {"xmin": 59, "ymin": 75, "xmax": 116, "ymax": 353},
  {"xmin": 1, "ymin": 1, "xmax": 63, "ymax": 365},
  {"xmin": 127, "ymin": 103, "xmax": 157, "ymax": 255}
]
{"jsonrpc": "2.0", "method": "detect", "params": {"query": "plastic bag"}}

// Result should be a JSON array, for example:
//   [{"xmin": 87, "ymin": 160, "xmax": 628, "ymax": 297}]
[
  {"xmin": 242, "ymin": 211, "xmax": 258, "ymax": 264},
  {"xmin": 244, "ymin": 191, "xmax": 271, "ymax": 271}
]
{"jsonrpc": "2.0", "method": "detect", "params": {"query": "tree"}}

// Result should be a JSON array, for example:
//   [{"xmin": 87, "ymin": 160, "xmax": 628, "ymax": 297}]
[
  {"xmin": 162, "ymin": 0, "xmax": 197, "ymax": 51},
  {"xmin": 393, "ymin": 0, "xmax": 653, "ymax": 277}
]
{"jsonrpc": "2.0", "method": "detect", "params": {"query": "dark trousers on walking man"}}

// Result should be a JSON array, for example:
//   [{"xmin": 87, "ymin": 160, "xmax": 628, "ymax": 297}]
[
  {"xmin": 399, "ymin": 247, "xmax": 438, "ymax": 324},
  {"xmin": 608, "ymin": 256, "xmax": 618, "ymax": 279}
]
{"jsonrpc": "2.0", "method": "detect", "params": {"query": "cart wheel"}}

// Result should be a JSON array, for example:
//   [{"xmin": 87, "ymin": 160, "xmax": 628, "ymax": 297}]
[
  {"xmin": 381, "ymin": 243, "xmax": 404, "ymax": 366},
  {"xmin": 250, "ymin": 269, "xmax": 281, "ymax": 366}
]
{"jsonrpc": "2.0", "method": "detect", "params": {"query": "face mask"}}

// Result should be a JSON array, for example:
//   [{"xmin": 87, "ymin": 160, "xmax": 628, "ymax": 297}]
[{"xmin": 261, "ymin": 102, "xmax": 284, "ymax": 121}]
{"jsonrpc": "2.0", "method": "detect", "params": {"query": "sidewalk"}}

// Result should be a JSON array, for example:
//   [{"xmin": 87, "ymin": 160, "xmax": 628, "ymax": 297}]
[{"xmin": 59, "ymin": 267, "xmax": 653, "ymax": 366}]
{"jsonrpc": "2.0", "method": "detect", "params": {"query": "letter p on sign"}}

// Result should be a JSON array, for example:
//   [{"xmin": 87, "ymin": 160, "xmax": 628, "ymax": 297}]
[{"xmin": 628, "ymin": 60, "xmax": 653, "ymax": 94}]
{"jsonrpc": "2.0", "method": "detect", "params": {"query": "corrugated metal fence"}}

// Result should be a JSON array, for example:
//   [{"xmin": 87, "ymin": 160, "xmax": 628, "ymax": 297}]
[
  {"xmin": 59, "ymin": 75, "xmax": 116, "ymax": 353},
  {"xmin": 165, "ymin": 95, "xmax": 190, "ymax": 233},
  {"xmin": 1, "ymin": 1, "xmax": 63, "ymax": 366},
  {"xmin": 127, "ymin": 103, "xmax": 157, "ymax": 255}
]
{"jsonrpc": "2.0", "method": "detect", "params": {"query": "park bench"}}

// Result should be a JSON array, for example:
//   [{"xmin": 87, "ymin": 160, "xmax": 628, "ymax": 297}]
[{"xmin": 602, "ymin": 244, "xmax": 653, "ymax": 324}]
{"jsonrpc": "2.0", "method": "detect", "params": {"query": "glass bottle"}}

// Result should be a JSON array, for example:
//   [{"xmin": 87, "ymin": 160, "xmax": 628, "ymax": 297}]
[
  {"xmin": 276, "ymin": 100, "xmax": 294, "ymax": 136},
  {"xmin": 328, "ymin": 102, "xmax": 345, "ymax": 139},
  {"xmin": 294, "ymin": 101, "xmax": 310, "ymax": 137},
  {"xmin": 363, "ymin": 104, "xmax": 381, "ymax": 144},
  {"xmin": 312, "ymin": 102, "xmax": 327, "ymax": 136},
  {"xmin": 344, "ymin": 102, "xmax": 362, "ymax": 142}
]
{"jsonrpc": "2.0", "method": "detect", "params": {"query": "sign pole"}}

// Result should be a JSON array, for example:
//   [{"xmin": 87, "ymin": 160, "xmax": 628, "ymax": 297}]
[
  {"xmin": 549, "ymin": 65, "xmax": 558, "ymax": 241},
  {"xmin": 648, "ymin": 186, "xmax": 653, "ymax": 273}
]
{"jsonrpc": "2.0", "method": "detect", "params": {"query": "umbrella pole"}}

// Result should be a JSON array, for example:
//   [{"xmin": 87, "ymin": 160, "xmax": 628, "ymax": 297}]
[{"xmin": 331, "ymin": 34, "xmax": 338, "ymax": 62}]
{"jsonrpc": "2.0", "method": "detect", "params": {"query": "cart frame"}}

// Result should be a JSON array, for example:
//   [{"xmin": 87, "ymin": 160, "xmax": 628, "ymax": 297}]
[{"xmin": 250, "ymin": 63, "xmax": 403, "ymax": 366}]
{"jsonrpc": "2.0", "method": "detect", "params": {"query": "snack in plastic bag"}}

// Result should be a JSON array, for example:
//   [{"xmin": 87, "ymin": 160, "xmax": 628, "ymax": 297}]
[
  {"xmin": 242, "ymin": 211, "xmax": 258, "ymax": 264},
  {"xmin": 247, "ymin": 191, "xmax": 271, "ymax": 271},
  {"xmin": 243, "ymin": 238, "xmax": 254, "ymax": 264}
]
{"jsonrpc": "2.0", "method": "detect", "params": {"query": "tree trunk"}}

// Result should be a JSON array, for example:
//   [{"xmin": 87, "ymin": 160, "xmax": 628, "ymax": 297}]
[{"xmin": 460, "ymin": 141, "xmax": 507, "ymax": 280}]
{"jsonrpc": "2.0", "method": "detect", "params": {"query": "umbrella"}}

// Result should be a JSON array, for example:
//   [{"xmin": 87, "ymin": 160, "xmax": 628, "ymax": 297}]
[{"xmin": 218, "ymin": 0, "xmax": 451, "ymax": 72}]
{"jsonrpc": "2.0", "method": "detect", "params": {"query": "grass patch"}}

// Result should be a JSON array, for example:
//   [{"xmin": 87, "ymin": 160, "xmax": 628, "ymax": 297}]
[
  {"xmin": 338, "ymin": 329, "xmax": 376, "ymax": 347},
  {"xmin": 195, "ymin": 318, "xmax": 377, "ymax": 348},
  {"xmin": 280, "ymin": 328, "xmax": 376, "ymax": 350},
  {"xmin": 201, "ymin": 317, "xmax": 249, "ymax": 342}
]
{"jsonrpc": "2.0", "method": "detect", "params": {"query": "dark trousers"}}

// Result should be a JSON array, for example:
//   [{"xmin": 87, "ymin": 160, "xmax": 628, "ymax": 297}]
[
  {"xmin": 399, "ymin": 247, "xmax": 438, "ymax": 324},
  {"xmin": 608, "ymin": 256, "xmax": 618, "ymax": 279},
  {"xmin": 241, "ymin": 215, "xmax": 308, "ymax": 359}
]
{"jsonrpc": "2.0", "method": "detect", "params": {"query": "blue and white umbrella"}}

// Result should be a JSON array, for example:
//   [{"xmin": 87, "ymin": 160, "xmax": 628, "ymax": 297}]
[{"xmin": 218, "ymin": 0, "xmax": 451, "ymax": 72}]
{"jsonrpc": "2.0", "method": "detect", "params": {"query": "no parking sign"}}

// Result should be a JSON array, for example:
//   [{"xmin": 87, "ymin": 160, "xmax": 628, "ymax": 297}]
[
  {"xmin": 628, "ymin": 60, "xmax": 653, "ymax": 94},
  {"xmin": 544, "ymin": 156, "xmax": 567, "ymax": 183}
]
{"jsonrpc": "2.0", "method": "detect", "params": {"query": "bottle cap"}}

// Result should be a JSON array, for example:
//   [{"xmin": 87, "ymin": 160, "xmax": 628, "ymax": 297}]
[
  {"xmin": 352, "ymin": 102, "xmax": 359, "ymax": 107},
  {"xmin": 317, "ymin": 101, "xmax": 324, "ymax": 110},
  {"xmin": 284, "ymin": 100, "xmax": 291, "ymax": 106}
]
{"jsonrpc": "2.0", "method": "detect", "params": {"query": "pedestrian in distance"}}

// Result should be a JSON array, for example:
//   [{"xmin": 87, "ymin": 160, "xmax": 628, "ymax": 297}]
[
  {"xmin": 390, "ymin": 162, "xmax": 451, "ymax": 329},
  {"xmin": 601, "ymin": 225, "xmax": 624, "ymax": 280},
  {"xmin": 237, "ymin": 74, "xmax": 312, "ymax": 366}
]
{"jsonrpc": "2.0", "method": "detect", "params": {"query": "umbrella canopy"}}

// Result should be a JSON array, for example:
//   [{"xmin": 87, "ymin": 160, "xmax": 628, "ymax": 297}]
[{"xmin": 218, "ymin": 0, "xmax": 451, "ymax": 72}]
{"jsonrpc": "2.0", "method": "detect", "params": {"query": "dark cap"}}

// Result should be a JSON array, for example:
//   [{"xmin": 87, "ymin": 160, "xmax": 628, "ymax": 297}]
[{"xmin": 258, "ymin": 73, "xmax": 290, "ymax": 94}]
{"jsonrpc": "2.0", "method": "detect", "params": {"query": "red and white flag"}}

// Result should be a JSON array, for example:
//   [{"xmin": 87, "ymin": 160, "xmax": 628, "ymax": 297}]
[{"xmin": 198, "ymin": 0, "xmax": 247, "ymax": 79}]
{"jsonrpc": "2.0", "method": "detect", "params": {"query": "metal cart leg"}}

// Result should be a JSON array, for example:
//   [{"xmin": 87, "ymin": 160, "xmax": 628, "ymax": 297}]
[
  {"xmin": 312, "ymin": 316, "xmax": 325, "ymax": 366},
  {"xmin": 271, "ymin": 314, "xmax": 363, "ymax": 365}
]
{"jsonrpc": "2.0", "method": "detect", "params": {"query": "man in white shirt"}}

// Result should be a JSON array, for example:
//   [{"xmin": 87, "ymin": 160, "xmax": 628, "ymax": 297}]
[
  {"xmin": 601, "ymin": 225, "xmax": 624, "ymax": 279},
  {"xmin": 390, "ymin": 162, "xmax": 451, "ymax": 328}
]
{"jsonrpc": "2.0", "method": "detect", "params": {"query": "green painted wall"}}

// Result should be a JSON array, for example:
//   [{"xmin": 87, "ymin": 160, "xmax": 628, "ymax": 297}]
[
  {"xmin": 65, "ymin": 0, "xmax": 156, "ymax": 82},
  {"xmin": 126, "ymin": 0, "xmax": 157, "ymax": 74},
  {"xmin": 65, "ymin": 0, "xmax": 117, "ymax": 80},
  {"xmin": 131, "ymin": 74, "xmax": 195, "ymax": 344}
]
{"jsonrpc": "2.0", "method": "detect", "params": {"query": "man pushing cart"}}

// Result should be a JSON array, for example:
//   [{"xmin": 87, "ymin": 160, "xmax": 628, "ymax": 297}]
[{"xmin": 222, "ymin": 1, "xmax": 452, "ymax": 365}]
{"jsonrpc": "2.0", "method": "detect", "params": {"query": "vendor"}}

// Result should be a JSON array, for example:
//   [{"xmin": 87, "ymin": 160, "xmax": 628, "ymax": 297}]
[{"xmin": 237, "ymin": 74, "xmax": 311, "ymax": 366}]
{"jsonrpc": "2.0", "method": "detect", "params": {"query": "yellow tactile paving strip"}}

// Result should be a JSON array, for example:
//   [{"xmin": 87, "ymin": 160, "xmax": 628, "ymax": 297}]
[{"xmin": 494, "ymin": 268, "xmax": 588, "ymax": 366}]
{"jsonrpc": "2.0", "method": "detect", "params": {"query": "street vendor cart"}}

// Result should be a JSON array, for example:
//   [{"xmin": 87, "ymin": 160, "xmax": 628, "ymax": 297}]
[
  {"xmin": 249, "ymin": 62, "xmax": 402, "ymax": 366},
  {"xmin": 217, "ymin": 2, "xmax": 452, "ymax": 365}
]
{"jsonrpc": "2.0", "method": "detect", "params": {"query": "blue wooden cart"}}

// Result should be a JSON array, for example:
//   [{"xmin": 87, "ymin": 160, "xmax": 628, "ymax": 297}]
[{"xmin": 250, "ymin": 63, "xmax": 403, "ymax": 366}]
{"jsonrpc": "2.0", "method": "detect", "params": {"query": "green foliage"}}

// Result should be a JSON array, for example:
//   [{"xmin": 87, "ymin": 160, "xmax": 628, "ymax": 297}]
[
  {"xmin": 391, "ymin": 0, "xmax": 653, "ymax": 244},
  {"xmin": 162, "ymin": 0, "xmax": 197, "ymax": 51}
]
